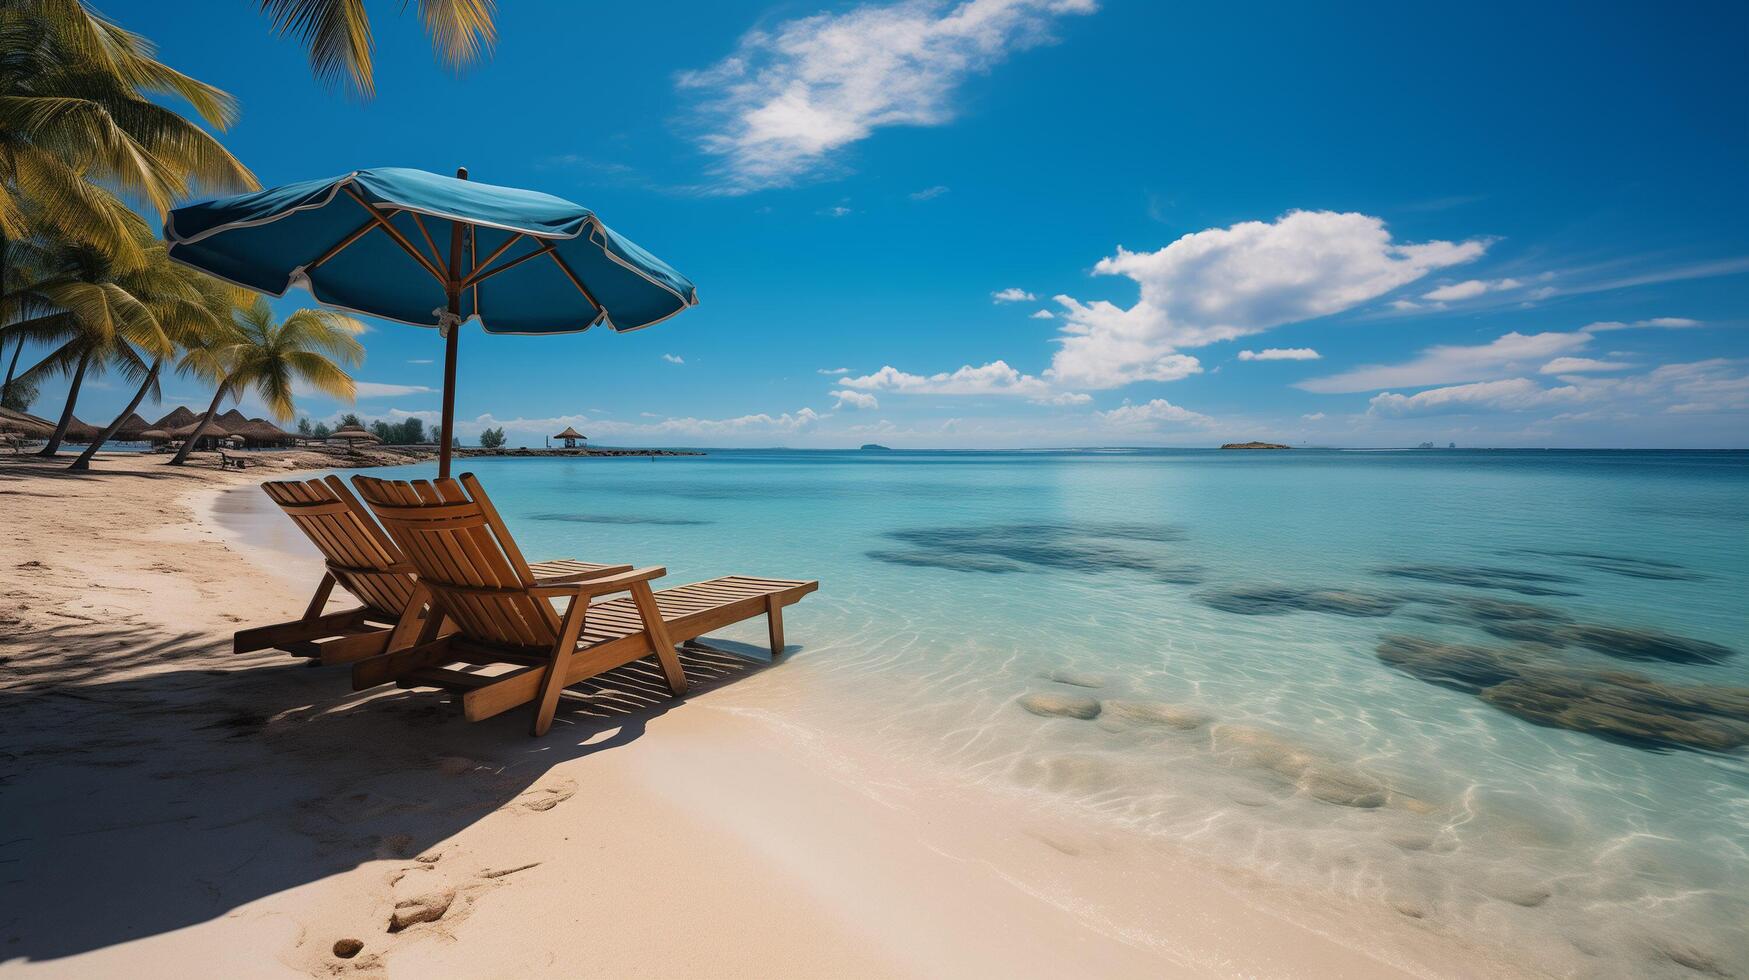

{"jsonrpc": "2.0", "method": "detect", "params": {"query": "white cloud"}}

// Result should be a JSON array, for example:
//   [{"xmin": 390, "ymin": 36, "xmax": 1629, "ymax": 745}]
[
  {"xmin": 833, "ymin": 389, "xmax": 880, "ymax": 410},
  {"xmin": 1581, "ymin": 317, "xmax": 1702, "ymax": 332},
  {"xmin": 1096, "ymin": 398, "xmax": 1213, "ymax": 428},
  {"xmin": 910, "ymin": 185, "xmax": 950, "ymax": 200},
  {"xmin": 992, "ymin": 287, "xmax": 1036, "ymax": 303},
  {"xmin": 1039, "ymin": 391, "xmax": 1092, "ymax": 405},
  {"xmin": 820, "ymin": 205, "xmax": 854, "ymax": 217},
  {"xmin": 325, "ymin": 381, "xmax": 437, "ymax": 400},
  {"xmin": 1029, "ymin": 309, "xmax": 1056, "ymax": 319},
  {"xmin": 1237, "ymin": 347, "xmax": 1321, "ymax": 361},
  {"xmin": 680, "ymin": 0, "xmax": 1098, "ymax": 192},
  {"xmin": 840, "ymin": 360, "xmax": 1052, "ymax": 397},
  {"xmin": 1420, "ymin": 277, "xmax": 1521, "ymax": 302},
  {"xmin": 661, "ymin": 353, "xmax": 685, "ymax": 364},
  {"xmin": 407, "ymin": 359, "xmax": 434, "ymax": 365},
  {"xmin": 1050, "ymin": 210, "xmax": 1487, "ymax": 388},
  {"xmin": 817, "ymin": 367, "xmax": 852, "ymax": 375},
  {"xmin": 1301, "ymin": 412, "xmax": 1326, "ymax": 421},
  {"xmin": 1541, "ymin": 356, "xmax": 1629, "ymax": 374},
  {"xmin": 1298, "ymin": 330, "xmax": 1590, "ymax": 393},
  {"xmin": 1368, "ymin": 378, "xmax": 1581, "ymax": 417}
]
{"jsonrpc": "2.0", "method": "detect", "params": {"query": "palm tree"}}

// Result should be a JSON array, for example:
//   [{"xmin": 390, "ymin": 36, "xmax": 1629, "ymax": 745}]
[
  {"xmin": 169, "ymin": 296, "xmax": 363, "ymax": 465},
  {"xmin": 69, "ymin": 256, "xmax": 240, "ymax": 470},
  {"xmin": 259, "ymin": 0, "xmax": 496, "ymax": 99},
  {"xmin": 7, "ymin": 225, "xmax": 167, "ymax": 455}
]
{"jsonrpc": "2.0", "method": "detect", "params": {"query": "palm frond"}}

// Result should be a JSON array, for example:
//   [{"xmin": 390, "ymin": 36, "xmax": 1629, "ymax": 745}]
[{"xmin": 259, "ymin": 0, "xmax": 374, "ymax": 97}]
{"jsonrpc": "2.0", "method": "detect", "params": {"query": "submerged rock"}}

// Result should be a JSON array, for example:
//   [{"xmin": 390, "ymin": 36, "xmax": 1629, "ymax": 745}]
[
  {"xmin": 1196, "ymin": 584, "xmax": 1402, "ymax": 618},
  {"xmin": 1099, "ymin": 699, "xmax": 1211, "ymax": 731},
  {"xmin": 1558, "ymin": 623, "xmax": 1736, "ymax": 665},
  {"xmin": 1042, "ymin": 669, "xmax": 1108, "ymax": 689},
  {"xmin": 1018, "ymin": 692, "xmax": 1102, "ymax": 720},
  {"xmin": 1372, "ymin": 563, "xmax": 1580, "ymax": 597},
  {"xmin": 1209, "ymin": 725, "xmax": 1395, "ymax": 808},
  {"xmin": 1376, "ymin": 635, "xmax": 1749, "ymax": 752}
]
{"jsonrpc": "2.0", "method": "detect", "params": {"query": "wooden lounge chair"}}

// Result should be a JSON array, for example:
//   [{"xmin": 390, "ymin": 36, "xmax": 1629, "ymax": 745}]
[
  {"xmin": 349, "ymin": 473, "xmax": 818, "ymax": 736},
  {"xmin": 235, "ymin": 476, "xmax": 628, "ymax": 664}
]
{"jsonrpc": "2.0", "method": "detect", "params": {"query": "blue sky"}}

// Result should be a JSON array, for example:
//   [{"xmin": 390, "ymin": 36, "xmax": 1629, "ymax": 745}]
[{"xmin": 36, "ymin": 0, "xmax": 1749, "ymax": 447}]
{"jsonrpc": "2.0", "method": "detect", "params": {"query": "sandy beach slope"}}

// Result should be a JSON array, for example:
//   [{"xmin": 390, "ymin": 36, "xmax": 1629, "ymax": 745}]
[{"xmin": 0, "ymin": 453, "xmax": 1525, "ymax": 978}]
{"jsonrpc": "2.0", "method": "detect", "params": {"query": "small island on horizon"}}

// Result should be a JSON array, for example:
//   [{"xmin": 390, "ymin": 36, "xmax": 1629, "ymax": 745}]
[
  {"xmin": 1220, "ymin": 441, "xmax": 1292, "ymax": 450},
  {"xmin": 860, "ymin": 443, "xmax": 893, "ymax": 451}
]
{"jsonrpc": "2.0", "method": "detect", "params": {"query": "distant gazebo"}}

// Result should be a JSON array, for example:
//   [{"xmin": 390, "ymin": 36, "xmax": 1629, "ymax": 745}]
[{"xmin": 553, "ymin": 426, "xmax": 587, "ymax": 449}]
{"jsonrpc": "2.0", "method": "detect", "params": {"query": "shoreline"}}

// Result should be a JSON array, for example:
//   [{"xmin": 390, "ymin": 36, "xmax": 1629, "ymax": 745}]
[{"xmin": 4, "ymin": 452, "xmax": 1528, "ymax": 977}]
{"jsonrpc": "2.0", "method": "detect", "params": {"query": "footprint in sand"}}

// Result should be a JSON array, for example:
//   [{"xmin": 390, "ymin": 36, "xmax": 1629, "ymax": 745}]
[{"xmin": 513, "ymin": 780, "xmax": 577, "ymax": 813}]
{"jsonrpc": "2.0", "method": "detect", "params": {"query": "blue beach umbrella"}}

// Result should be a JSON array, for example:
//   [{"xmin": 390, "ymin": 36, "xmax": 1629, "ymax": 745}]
[{"xmin": 164, "ymin": 166, "xmax": 698, "ymax": 477}]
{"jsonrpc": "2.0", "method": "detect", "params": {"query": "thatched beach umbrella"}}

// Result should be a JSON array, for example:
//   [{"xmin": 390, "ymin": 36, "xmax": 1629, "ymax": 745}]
[
  {"xmin": 329, "ymin": 424, "xmax": 380, "ymax": 445},
  {"xmin": 138, "ymin": 429, "xmax": 171, "ymax": 444},
  {"xmin": 169, "ymin": 419, "xmax": 231, "ymax": 447},
  {"xmin": 553, "ymin": 425, "xmax": 586, "ymax": 449},
  {"xmin": 165, "ymin": 167, "xmax": 698, "ymax": 478},
  {"xmin": 113, "ymin": 413, "xmax": 152, "ymax": 440}
]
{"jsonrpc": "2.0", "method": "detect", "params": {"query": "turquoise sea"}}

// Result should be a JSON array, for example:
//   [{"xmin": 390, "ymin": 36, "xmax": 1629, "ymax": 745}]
[{"xmin": 236, "ymin": 448, "xmax": 1749, "ymax": 975}]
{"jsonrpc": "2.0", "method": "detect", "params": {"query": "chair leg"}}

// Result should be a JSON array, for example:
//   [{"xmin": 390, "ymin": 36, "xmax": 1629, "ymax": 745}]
[
  {"xmin": 302, "ymin": 572, "xmax": 337, "ymax": 620},
  {"xmin": 766, "ymin": 596, "xmax": 785, "ymax": 659},
  {"xmin": 630, "ymin": 582, "xmax": 688, "ymax": 695},
  {"xmin": 531, "ymin": 596, "xmax": 590, "ymax": 737}
]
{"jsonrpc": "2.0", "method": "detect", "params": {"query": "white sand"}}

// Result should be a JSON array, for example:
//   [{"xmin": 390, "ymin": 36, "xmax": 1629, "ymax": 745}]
[{"xmin": 0, "ymin": 452, "xmax": 1528, "ymax": 978}]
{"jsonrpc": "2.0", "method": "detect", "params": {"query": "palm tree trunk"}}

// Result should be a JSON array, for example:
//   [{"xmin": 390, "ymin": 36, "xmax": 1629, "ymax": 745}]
[
  {"xmin": 0, "ymin": 225, "xmax": 15, "ymax": 408},
  {"xmin": 1, "ymin": 334, "xmax": 20, "ymax": 408},
  {"xmin": 38, "ymin": 348, "xmax": 91, "ymax": 456},
  {"xmin": 168, "ymin": 380, "xmax": 228, "ymax": 466},
  {"xmin": 70, "ymin": 358, "xmax": 159, "ymax": 472}
]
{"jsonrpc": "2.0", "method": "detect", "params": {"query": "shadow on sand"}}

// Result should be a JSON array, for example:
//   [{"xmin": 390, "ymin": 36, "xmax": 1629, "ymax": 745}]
[{"xmin": 0, "ymin": 619, "xmax": 778, "ymax": 963}]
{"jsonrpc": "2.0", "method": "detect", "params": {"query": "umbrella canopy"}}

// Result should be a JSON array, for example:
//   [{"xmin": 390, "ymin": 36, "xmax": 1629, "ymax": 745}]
[
  {"xmin": 139, "ymin": 429, "xmax": 170, "ymax": 442},
  {"xmin": 164, "ymin": 167, "xmax": 699, "ymax": 477},
  {"xmin": 553, "ymin": 426, "xmax": 586, "ymax": 440}
]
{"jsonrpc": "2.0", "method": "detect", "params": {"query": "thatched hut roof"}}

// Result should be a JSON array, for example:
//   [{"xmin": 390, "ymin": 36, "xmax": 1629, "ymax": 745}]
[
  {"xmin": 139, "ymin": 429, "xmax": 170, "ymax": 441},
  {"xmin": 63, "ymin": 416, "xmax": 101, "ymax": 442},
  {"xmin": 168, "ymin": 419, "xmax": 231, "ymax": 439},
  {"xmin": 217, "ymin": 408, "xmax": 253, "ymax": 429},
  {"xmin": 553, "ymin": 426, "xmax": 587, "ymax": 440},
  {"xmin": 113, "ymin": 412, "xmax": 152, "ymax": 439},
  {"xmin": 0, "ymin": 407, "xmax": 56, "ymax": 438},
  {"xmin": 239, "ymin": 418, "xmax": 295, "ymax": 443},
  {"xmin": 152, "ymin": 406, "xmax": 199, "ymax": 429}
]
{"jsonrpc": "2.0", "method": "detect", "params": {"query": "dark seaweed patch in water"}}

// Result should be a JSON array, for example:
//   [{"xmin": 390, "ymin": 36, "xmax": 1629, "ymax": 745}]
[
  {"xmin": 1406, "ymin": 596, "xmax": 1736, "ymax": 664},
  {"xmin": 1372, "ymin": 563, "xmax": 1580, "ymax": 597},
  {"xmin": 1500, "ymin": 548, "xmax": 1705, "ymax": 582},
  {"xmin": 868, "ymin": 521, "xmax": 1203, "ymax": 584},
  {"xmin": 1195, "ymin": 584, "xmax": 1404, "ymax": 618},
  {"xmin": 529, "ymin": 513, "xmax": 710, "ymax": 526},
  {"xmin": 1375, "ymin": 635, "xmax": 1749, "ymax": 753}
]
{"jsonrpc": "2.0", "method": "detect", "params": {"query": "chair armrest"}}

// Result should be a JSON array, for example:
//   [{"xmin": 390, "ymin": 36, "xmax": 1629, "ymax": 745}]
[
  {"xmin": 532, "ymin": 562, "xmax": 634, "ymax": 586},
  {"xmin": 530, "ymin": 566, "xmax": 666, "ymax": 600}
]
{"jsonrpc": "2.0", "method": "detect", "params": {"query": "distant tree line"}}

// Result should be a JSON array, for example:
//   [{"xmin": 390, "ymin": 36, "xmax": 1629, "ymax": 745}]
[{"xmin": 297, "ymin": 413, "xmax": 479, "ymax": 446}]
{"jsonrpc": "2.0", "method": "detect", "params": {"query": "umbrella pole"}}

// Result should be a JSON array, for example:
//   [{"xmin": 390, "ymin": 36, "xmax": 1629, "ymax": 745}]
[
  {"xmin": 438, "ymin": 323, "xmax": 459, "ymax": 478},
  {"xmin": 438, "ymin": 167, "xmax": 469, "ymax": 480}
]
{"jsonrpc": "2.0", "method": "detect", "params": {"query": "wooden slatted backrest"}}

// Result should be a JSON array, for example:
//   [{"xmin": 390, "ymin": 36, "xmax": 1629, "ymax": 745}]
[
  {"xmin": 260, "ymin": 476, "xmax": 418, "ymax": 616},
  {"xmin": 351, "ymin": 473, "xmax": 561, "ymax": 649}
]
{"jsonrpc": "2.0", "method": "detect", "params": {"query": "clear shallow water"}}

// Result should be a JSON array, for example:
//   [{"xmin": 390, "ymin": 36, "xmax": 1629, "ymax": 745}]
[{"xmin": 261, "ymin": 449, "xmax": 1748, "ymax": 975}]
